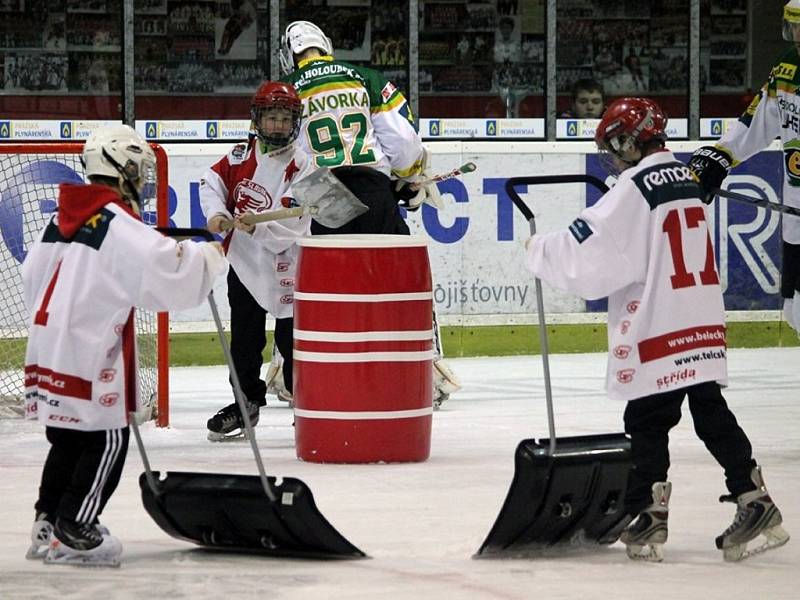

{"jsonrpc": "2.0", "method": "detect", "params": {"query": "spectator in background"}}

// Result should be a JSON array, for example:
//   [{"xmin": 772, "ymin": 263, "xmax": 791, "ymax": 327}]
[
  {"xmin": 493, "ymin": 16, "xmax": 519, "ymax": 63},
  {"xmin": 560, "ymin": 78, "xmax": 605, "ymax": 118}
]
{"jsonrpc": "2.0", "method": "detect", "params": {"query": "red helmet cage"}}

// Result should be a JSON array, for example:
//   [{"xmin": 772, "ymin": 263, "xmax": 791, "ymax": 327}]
[
  {"xmin": 594, "ymin": 97, "xmax": 668, "ymax": 150},
  {"xmin": 250, "ymin": 81, "xmax": 303, "ymax": 146}
]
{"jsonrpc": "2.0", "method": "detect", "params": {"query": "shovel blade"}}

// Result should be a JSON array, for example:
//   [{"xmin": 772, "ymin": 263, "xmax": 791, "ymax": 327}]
[
  {"xmin": 476, "ymin": 433, "xmax": 631, "ymax": 557},
  {"xmin": 140, "ymin": 471, "xmax": 366, "ymax": 559},
  {"xmin": 292, "ymin": 168, "xmax": 369, "ymax": 229}
]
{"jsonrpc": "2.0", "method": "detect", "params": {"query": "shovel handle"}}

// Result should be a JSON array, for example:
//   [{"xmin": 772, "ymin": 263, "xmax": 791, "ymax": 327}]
[{"xmin": 218, "ymin": 207, "xmax": 307, "ymax": 231}]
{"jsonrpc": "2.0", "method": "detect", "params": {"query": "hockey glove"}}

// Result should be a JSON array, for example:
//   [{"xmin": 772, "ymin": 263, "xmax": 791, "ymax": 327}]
[
  {"xmin": 688, "ymin": 146, "xmax": 733, "ymax": 204},
  {"xmin": 394, "ymin": 179, "xmax": 444, "ymax": 211}
]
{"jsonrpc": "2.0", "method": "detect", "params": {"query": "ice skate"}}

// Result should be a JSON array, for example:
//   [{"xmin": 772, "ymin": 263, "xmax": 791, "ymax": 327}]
[
  {"xmin": 620, "ymin": 481, "xmax": 671, "ymax": 562},
  {"xmin": 44, "ymin": 518, "xmax": 122, "ymax": 568},
  {"xmin": 716, "ymin": 466, "xmax": 790, "ymax": 562},
  {"xmin": 26, "ymin": 512, "xmax": 53, "ymax": 559},
  {"xmin": 206, "ymin": 399, "xmax": 260, "ymax": 442},
  {"xmin": 432, "ymin": 359, "xmax": 461, "ymax": 410}
]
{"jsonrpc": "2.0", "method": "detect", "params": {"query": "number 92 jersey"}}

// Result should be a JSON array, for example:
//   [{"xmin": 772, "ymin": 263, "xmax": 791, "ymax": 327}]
[
  {"xmin": 282, "ymin": 56, "xmax": 425, "ymax": 180},
  {"xmin": 524, "ymin": 150, "xmax": 728, "ymax": 401}
]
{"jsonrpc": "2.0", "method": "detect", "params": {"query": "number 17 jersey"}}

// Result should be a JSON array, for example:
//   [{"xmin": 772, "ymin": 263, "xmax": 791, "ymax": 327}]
[
  {"xmin": 524, "ymin": 150, "xmax": 728, "ymax": 401},
  {"xmin": 282, "ymin": 56, "xmax": 425, "ymax": 180}
]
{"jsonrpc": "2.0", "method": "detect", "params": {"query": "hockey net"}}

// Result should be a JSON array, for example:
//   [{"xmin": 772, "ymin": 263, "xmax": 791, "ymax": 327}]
[{"xmin": 0, "ymin": 143, "xmax": 170, "ymax": 425}]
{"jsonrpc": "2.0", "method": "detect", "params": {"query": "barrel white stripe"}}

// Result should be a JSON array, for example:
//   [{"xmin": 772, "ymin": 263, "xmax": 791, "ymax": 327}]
[
  {"xmin": 294, "ymin": 350, "xmax": 435, "ymax": 362},
  {"xmin": 294, "ymin": 328, "xmax": 434, "ymax": 342},
  {"xmin": 294, "ymin": 407, "xmax": 432, "ymax": 420},
  {"xmin": 294, "ymin": 291, "xmax": 432, "ymax": 302}
]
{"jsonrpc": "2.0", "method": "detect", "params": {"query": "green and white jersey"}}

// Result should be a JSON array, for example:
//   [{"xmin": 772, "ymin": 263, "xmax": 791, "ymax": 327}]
[
  {"xmin": 282, "ymin": 56, "xmax": 424, "ymax": 179},
  {"xmin": 716, "ymin": 45, "xmax": 800, "ymax": 244}
]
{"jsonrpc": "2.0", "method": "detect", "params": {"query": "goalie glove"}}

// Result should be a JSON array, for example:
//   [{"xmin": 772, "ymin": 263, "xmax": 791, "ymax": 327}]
[{"xmin": 688, "ymin": 146, "xmax": 733, "ymax": 204}]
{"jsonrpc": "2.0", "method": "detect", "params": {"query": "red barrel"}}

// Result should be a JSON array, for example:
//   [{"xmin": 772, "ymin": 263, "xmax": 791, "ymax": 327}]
[{"xmin": 293, "ymin": 234, "xmax": 433, "ymax": 463}]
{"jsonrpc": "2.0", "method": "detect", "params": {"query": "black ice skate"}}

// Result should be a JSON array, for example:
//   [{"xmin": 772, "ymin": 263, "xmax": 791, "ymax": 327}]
[
  {"xmin": 45, "ymin": 518, "xmax": 121, "ymax": 568},
  {"xmin": 716, "ymin": 466, "xmax": 790, "ymax": 562},
  {"xmin": 620, "ymin": 481, "xmax": 671, "ymax": 562},
  {"xmin": 206, "ymin": 400, "xmax": 260, "ymax": 442}
]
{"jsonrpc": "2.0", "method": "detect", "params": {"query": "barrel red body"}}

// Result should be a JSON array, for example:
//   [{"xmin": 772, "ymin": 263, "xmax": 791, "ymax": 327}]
[{"xmin": 293, "ymin": 235, "xmax": 433, "ymax": 463}]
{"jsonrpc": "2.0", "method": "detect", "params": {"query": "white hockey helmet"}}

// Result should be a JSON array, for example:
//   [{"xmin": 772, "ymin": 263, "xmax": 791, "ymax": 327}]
[
  {"xmin": 82, "ymin": 124, "xmax": 156, "ymax": 210},
  {"xmin": 783, "ymin": 0, "xmax": 800, "ymax": 41},
  {"xmin": 279, "ymin": 21, "xmax": 333, "ymax": 74}
]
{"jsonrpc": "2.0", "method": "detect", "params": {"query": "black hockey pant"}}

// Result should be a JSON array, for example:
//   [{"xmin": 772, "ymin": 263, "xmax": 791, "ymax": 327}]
[
  {"xmin": 310, "ymin": 166, "xmax": 410, "ymax": 235},
  {"xmin": 36, "ymin": 426, "xmax": 130, "ymax": 525},
  {"xmin": 623, "ymin": 381, "xmax": 757, "ymax": 514},
  {"xmin": 228, "ymin": 267, "xmax": 294, "ymax": 405}
]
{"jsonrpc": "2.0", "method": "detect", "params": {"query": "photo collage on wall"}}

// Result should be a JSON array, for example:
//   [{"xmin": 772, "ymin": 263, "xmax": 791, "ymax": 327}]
[{"xmin": 418, "ymin": 0, "xmax": 545, "ymax": 96}]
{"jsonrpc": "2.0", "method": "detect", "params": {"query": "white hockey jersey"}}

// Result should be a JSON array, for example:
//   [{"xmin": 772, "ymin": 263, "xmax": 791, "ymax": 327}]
[
  {"xmin": 23, "ymin": 183, "xmax": 221, "ymax": 431},
  {"xmin": 715, "ymin": 46, "xmax": 800, "ymax": 244},
  {"xmin": 199, "ymin": 138, "xmax": 314, "ymax": 318},
  {"xmin": 525, "ymin": 150, "xmax": 728, "ymax": 401},
  {"xmin": 282, "ymin": 56, "xmax": 426, "ymax": 180}
]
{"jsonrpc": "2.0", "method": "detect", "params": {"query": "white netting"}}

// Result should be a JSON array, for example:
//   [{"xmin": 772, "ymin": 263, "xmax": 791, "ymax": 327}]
[{"xmin": 0, "ymin": 148, "xmax": 159, "ymax": 419}]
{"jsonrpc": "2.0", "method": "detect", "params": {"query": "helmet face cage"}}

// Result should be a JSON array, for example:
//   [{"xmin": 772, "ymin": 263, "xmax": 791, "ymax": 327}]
[
  {"xmin": 279, "ymin": 21, "xmax": 333, "ymax": 74},
  {"xmin": 783, "ymin": 0, "xmax": 800, "ymax": 41},
  {"xmin": 251, "ymin": 83, "xmax": 303, "ymax": 147}
]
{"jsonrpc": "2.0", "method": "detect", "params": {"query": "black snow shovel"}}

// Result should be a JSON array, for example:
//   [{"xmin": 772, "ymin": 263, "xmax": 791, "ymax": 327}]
[
  {"xmin": 476, "ymin": 175, "xmax": 632, "ymax": 557},
  {"xmin": 131, "ymin": 228, "xmax": 366, "ymax": 559},
  {"xmin": 218, "ymin": 168, "xmax": 370, "ymax": 231}
]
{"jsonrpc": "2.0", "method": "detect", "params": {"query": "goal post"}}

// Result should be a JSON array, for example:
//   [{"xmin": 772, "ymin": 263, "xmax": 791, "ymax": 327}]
[{"xmin": 0, "ymin": 142, "xmax": 171, "ymax": 427}]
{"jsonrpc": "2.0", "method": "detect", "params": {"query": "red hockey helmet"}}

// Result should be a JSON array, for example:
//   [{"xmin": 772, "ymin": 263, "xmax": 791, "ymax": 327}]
[
  {"xmin": 250, "ymin": 81, "xmax": 303, "ymax": 147},
  {"xmin": 594, "ymin": 97, "xmax": 668, "ymax": 174}
]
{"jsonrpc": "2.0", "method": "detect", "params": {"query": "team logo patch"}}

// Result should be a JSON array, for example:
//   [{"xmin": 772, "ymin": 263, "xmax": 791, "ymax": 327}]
[
  {"xmin": 620, "ymin": 320, "xmax": 631, "ymax": 335},
  {"xmin": 99, "ymin": 393, "xmax": 118, "ymax": 407},
  {"xmin": 568, "ymin": 218, "xmax": 594, "ymax": 244},
  {"xmin": 774, "ymin": 62, "xmax": 797, "ymax": 80},
  {"xmin": 280, "ymin": 294, "xmax": 293, "ymax": 304},
  {"xmin": 784, "ymin": 140, "xmax": 800, "ymax": 187},
  {"xmin": 381, "ymin": 81, "xmax": 397, "ymax": 102},
  {"xmin": 99, "ymin": 369, "xmax": 116, "ymax": 383},
  {"xmin": 613, "ymin": 345, "xmax": 632, "ymax": 359},
  {"xmin": 626, "ymin": 300, "xmax": 640, "ymax": 314},
  {"xmin": 234, "ymin": 179, "xmax": 272, "ymax": 213},
  {"xmin": 277, "ymin": 262, "xmax": 289, "ymax": 273},
  {"xmin": 616, "ymin": 369, "xmax": 635, "ymax": 384},
  {"xmin": 280, "ymin": 278, "xmax": 294, "ymax": 287}
]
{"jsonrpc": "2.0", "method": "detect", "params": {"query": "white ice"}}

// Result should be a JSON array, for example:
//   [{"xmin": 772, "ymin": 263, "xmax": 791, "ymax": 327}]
[{"xmin": 1, "ymin": 348, "xmax": 797, "ymax": 599}]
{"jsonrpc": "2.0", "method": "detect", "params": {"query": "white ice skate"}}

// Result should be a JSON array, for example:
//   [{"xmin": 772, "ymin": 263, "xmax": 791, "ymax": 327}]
[
  {"xmin": 716, "ymin": 467, "xmax": 790, "ymax": 562},
  {"xmin": 433, "ymin": 358, "xmax": 461, "ymax": 410},
  {"xmin": 25, "ymin": 513, "xmax": 53, "ymax": 560},
  {"xmin": 44, "ymin": 519, "xmax": 122, "ymax": 568},
  {"xmin": 620, "ymin": 481, "xmax": 671, "ymax": 562}
]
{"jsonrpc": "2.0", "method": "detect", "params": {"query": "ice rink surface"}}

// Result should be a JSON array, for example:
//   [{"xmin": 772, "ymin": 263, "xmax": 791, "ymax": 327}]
[{"xmin": 0, "ymin": 348, "xmax": 797, "ymax": 600}]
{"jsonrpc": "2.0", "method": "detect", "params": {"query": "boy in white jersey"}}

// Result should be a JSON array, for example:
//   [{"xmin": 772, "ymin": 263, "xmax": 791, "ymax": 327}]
[
  {"xmin": 201, "ymin": 81, "xmax": 314, "ymax": 440},
  {"xmin": 23, "ymin": 125, "xmax": 227, "ymax": 566},
  {"xmin": 523, "ymin": 98, "xmax": 788, "ymax": 563},
  {"xmin": 279, "ymin": 20, "xmax": 460, "ymax": 407}
]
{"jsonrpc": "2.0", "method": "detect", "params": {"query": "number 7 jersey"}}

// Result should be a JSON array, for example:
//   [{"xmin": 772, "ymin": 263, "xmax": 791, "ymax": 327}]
[
  {"xmin": 524, "ymin": 150, "xmax": 728, "ymax": 401},
  {"xmin": 282, "ymin": 56, "xmax": 425, "ymax": 179}
]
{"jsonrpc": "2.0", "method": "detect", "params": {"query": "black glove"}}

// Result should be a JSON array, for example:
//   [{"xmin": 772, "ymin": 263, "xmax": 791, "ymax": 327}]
[
  {"xmin": 688, "ymin": 146, "xmax": 733, "ymax": 204},
  {"xmin": 392, "ymin": 181, "xmax": 422, "ymax": 211}
]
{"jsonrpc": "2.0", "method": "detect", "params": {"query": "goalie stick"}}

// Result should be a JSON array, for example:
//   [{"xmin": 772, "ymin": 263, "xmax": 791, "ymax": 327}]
[
  {"xmin": 712, "ymin": 187, "xmax": 800, "ymax": 218},
  {"xmin": 409, "ymin": 161, "xmax": 477, "ymax": 191}
]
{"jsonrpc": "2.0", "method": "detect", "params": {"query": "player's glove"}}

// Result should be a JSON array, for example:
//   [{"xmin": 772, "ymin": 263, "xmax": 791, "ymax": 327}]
[
  {"xmin": 688, "ymin": 146, "xmax": 733, "ymax": 204},
  {"xmin": 393, "ymin": 180, "xmax": 444, "ymax": 211}
]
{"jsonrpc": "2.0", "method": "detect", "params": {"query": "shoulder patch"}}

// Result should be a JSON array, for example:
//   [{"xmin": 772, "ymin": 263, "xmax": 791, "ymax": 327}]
[
  {"xmin": 229, "ymin": 142, "xmax": 250, "ymax": 164},
  {"xmin": 43, "ymin": 208, "xmax": 115, "ymax": 250},
  {"xmin": 773, "ymin": 62, "xmax": 797, "ymax": 81},
  {"xmin": 568, "ymin": 218, "xmax": 594, "ymax": 244}
]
